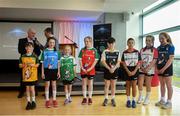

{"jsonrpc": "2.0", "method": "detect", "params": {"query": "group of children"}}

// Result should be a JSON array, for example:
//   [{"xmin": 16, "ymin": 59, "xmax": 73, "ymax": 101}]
[{"xmin": 19, "ymin": 32, "xmax": 174, "ymax": 110}]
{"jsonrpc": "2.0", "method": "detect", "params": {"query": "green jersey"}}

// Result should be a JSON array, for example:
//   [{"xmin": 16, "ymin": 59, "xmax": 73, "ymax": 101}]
[{"xmin": 60, "ymin": 55, "xmax": 76, "ymax": 81}]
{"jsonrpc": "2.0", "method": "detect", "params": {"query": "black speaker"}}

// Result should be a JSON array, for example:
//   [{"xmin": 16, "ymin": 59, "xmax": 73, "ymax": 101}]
[{"xmin": 93, "ymin": 23, "xmax": 111, "ymax": 71}]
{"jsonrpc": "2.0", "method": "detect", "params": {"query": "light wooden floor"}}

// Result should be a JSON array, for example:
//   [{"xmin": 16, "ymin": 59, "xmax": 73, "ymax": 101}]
[{"xmin": 0, "ymin": 87, "xmax": 180, "ymax": 116}]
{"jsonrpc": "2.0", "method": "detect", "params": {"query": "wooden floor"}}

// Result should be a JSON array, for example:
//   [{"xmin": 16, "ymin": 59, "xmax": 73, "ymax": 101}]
[{"xmin": 0, "ymin": 87, "xmax": 180, "ymax": 116}]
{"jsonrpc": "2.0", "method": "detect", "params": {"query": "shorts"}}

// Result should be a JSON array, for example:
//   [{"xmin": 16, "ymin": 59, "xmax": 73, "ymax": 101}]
[
  {"xmin": 23, "ymin": 81, "xmax": 37, "ymax": 86},
  {"xmin": 158, "ymin": 65, "xmax": 173, "ymax": 77},
  {"xmin": 81, "ymin": 75, "xmax": 94, "ymax": 80},
  {"xmin": 139, "ymin": 72, "xmax": 154, "ymax": 77},
  {"xmin": 44, "ymin": 69, "xmax": 58, "ymax": 81},
  {"xmin": 125, "ymin": 67, "xmax": 139, "ymax": 81},
  {"xmin": 62, "ymin": 79, "xmax": 74, "ymax": 85},
  {"xmin": 104, "ymin": 69, "xmax": 118, "ymax": 80}
]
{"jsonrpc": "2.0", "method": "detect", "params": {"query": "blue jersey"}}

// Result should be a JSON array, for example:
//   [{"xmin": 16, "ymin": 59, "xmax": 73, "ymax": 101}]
[{"xmin": 157, "ymin": 44, "xmax": 175, "ymax": 69}]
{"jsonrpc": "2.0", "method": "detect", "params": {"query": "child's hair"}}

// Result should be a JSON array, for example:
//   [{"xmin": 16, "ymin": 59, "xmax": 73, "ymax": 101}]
[
  {"xmin": 84, "ymin": 36, "xmax": 93, "ymax": 42},
  {"xmin": 107, "ymin": 37, "xmax": 116, "ymax": 44},
  {"xmin": 159, "ymin": 32, "xmax": 172, "ymax": 44},
  {"xmin": 47, "ymin": 37, "xmax": 56, "ymax": 51},
  {"xmin": 25, "ymin": 42, "xmax": 34, "ymax": 48},
  {"xmin": 143, "ymin": 35, "xmax": 155, "ymax": 52},
  {"xmin": 127, "ymin": 38, "xmax": 135, "ymax": 43},
  {"xmin": 44, "ymin": 27, "xmax": 53, "ymax": 34}
]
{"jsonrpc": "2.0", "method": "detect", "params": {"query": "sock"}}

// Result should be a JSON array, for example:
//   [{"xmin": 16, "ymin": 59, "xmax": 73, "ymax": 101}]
[
  {"xmin": 111, "ymin": 95, "xmax": 115, "ymax": 99},
  {"xmin": 27, "ymin": 96, "xmax": 31, "ymax": 102},
  {"xmin": 132, "ymin": 97, "xmax": 136, "ymax": 101},
  {"xmin": 146, "ymin": 92, "xmax": 151, "ymax": 99},
  {"xmin": 32, "ymin": 96, "xmax": 35, "ymax": 102},
  {"xmin": 52, "ymin": 90, "xmax": 56, "ymax": 100},
  {"xmin": 161, "ymin": 97, "xmax": 165, "ymax": 102},
  {"xmin": 88, "ymin": 91, "xmax": 93, "ymax": 98},
  {"xmin": 83, "ymin": 90, "xmax": 87, "ymax": 98},
  {"xmin": 139, "ymin": 90, "xmax": 143, "ymax": 98},
  {"xmin": 167, "ymin": 99, "xmax": 171, "ymax": 103},
  {"xmin": 127, "ymin": 96, "xmax": 130, "ymax": 101},
  {"xmin": 105, "ymin": 94, "xmax": 108, "ymax": 99},
  {"xmin": 45, "ymin": 91, "xmax": 49, "ymax": 101},
  {"xmin": 68, "ymin": 93, "xmax": 71, "ymax": 97},
  {"xmin": 65, "ymin": 92, "xmax": 69, "ymax": 99}
]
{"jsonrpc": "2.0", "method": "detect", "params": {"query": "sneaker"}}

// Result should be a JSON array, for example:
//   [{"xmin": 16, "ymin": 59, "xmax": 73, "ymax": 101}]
[
  {"xmin": 155, "ymin": 100, "xmax": 166, "ymax": 107},
  {"xmin": 64, "ymin": 99, "xmax": 69, "ymax": 105},
  {"xmin": 102, "ymin": 99, "xmax": 108, "ymax": 106},
  {"xmin": 45, "ymin": 100, "xmax": 51, "ymax": 108},
  {"xmin": 143, "ymin": 97, "xmax": 150, "ymax": 105},
  {"xmin": 111, "ymin": 99, "xmax": 116, "ymax": 107},
  {"xmin": 137, "ymin": 96, "xmax": 143, "ymax": 104},
  {"xmin": 88, "ymin": 98, "xmax": 92, "ymax": 105},
  {"xmin": 68, "ymin": 97, "xmax": 72, "ymax": 103},
  {"xmin": 81, "ymin": 98, "xmax": 87, "ymax": 105},
  {"xmin": 31, "ymin": 101, "xmax": 36, "ymax": 109},
  {"xmin": 126, "ymin": 100, "xmax": 131, "ymax": 108},
  {"xmin": 132, "ymin": 100, "xmax": 136, "ymax": 108},
  {"xmin": 26, "ymin": 102, "xmax": 32, "ymax": 110},
  {"xmin": 53, "ymin": 100, "xmax": 58, "ymax": 107},
  {"xmin": 161, "ymin": 102, "xmax": 172, "ymax": 109}
]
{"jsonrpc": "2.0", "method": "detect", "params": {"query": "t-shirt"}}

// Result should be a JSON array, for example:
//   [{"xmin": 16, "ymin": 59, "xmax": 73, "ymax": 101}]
[
  {"xmin": 140, "ymin": 47, "xmax": 158, "ymax": 74},
  {"xmin": 157, "ymin": 44, "xmax": 175, "ymax": 69},
  {"xmin": 101, "ymin": 49, "xmax": 121, "ymax": 68},
  {"xmin": 78, "ymin": 47, "xmax": 99, "ymax": 75},
  {"xmin": 121, "ymin": 49, "xmax": 141, "ymax": 70},
  {"xmin": 41, "ymin": 48, "xmax": 61, "ymax": 69},
  {"xmin": 60, "ymin": 55, "xmax": 76, "ymax": 81},
  {"xmin": 19, "ymin": 54, "xmax": 39, "ymax": 82}
]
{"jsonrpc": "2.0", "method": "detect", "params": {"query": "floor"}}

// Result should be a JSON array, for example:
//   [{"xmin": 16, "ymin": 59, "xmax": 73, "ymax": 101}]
[{"xmin": 0, "ymin": 86, "xmax": 180, "ymax": 116}]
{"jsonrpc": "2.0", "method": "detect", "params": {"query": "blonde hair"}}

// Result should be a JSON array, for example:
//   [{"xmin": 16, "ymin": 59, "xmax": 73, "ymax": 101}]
[{"xmin": 159, "ymin": 32, "xmax": 172, "ymax": 44}]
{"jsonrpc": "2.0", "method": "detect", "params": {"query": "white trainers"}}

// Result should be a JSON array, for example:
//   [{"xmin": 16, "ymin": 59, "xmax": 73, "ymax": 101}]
[
  {"xmin": 161, "ymin": 102, "xmax": 172, "ymax": 109},
  {"xmin": 143, "ymin": 97, "xmax": 150, "ymax": 105},
  {"xmin": 155, "ymin": 100, "xmax": 166, "ymax": 107},
  {"xmin": 137, "ymin": 96, "xmax": 143, "ymax": 104}
]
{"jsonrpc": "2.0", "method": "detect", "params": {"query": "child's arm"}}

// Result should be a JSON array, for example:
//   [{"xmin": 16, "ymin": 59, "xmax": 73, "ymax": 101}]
[
  {"xmin": 79, "ymin": 59, "xmax": 87, "ymax": 73},
  {"xmin": 74, "ymin": 66, "xmax": 77, "ymax": 77},
  {"xmin": 131, "ymin": 63, "xmax": 140, "ymax": 75},
  {"xmin": 159, "ymin": 55, "xmax": 174, "ymax": 74},
  {"xmin": 86, "ymin": 60, "xmax": 98, "ymax": 72},
  {"xmin": 122, "ymin": 61, "xmax": 132, "ymax": 76},
  {"xmin": 145, "ymin": 59, "xmax": 157, "ymax": 73},
  {"xmin": 41, "ymin": 63, "xmax": 45, "ymax": 79},
  {"xmin": 112, "ymin": 52, "xmax": 121, "ymax": 72},
  {"xmin": 57, "ymin": 61, "xmax": 60, "ymax": 79}
]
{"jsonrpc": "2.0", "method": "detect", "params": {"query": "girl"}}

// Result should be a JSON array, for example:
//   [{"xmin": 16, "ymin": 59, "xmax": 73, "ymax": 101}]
[
  {"xmin": 101, "ymin": 37, "xmax": 121, "ymax": 107},
  {"xmin": 78, "ymin": 36, "xmax": 99, "ymax": 105},
  {"xmin": 155, "ymin": 32, "xmax": 175, "ymax": 109},
  {"xmin": 137, "ymin": 35, "xmax": 158, "ymax": 105},
  {"xmin": 19, "ymin": 42, "xmax": 39, "ymax": 110},
  {"xmin": 60, "ymin": 45, "xmax": 76, "ymax": 105},
  {"xmin": 41, "ymin": 37, "xmax": 60, "ymax": 108},
  {"xmin": 121, "ymin": 38, "xmax": 141, "ymax": 108}
]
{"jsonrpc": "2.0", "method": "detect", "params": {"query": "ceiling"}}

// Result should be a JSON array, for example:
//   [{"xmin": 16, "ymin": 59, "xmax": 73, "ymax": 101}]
[{"xmin": 0, "ymin": 0, "xmax": 158, "ymax": 21}]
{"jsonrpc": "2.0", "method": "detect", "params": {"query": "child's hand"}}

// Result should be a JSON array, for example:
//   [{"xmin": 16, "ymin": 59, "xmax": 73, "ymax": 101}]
[
  {"xmin": 82, "ymin": 68, "xmax": 87, "ymax": 74},
  {"xmin": 127, "ymin": 71, "xmax": 132, "ymax": 76},
  {"xmin": 22, "ymin": 63, "xmax": 27, "ymax": 68},
  {"xmin": 30, "ymin": 64, "xmax": 35, "ymax": 67},
  {"xmin": 86, "ymin": 68, "xmax": 92, "ymax": 73},
  {"xmin": 41, "ymin": 73, "xmax": 45, "ymax": 79},
  {"xmin": 57, "ymin": 72, "xmax": 60, "ymax": 79},
  {"xmin": 109, "ymin": 68, "xmax": 114, "ymax": 73},
  {"xmin": 159, "ymin": 68, "xmax": 165, "ymax": 74},
  {"xmin": 131, "ymin": 70, "xmax": 136, "ymax": 76}
]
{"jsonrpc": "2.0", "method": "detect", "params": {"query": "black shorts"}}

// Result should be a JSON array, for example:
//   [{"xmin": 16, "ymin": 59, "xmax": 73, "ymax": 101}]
[
  {"xmin": 23, "ymin": 81, "xmax": 37, "ymax": 86},
  {"xmin": 139, "ymin": 72, "xmax": 154, "ymax": 77},
  {"xmin": 44, "ymin": 69, "xmax": 58, "ymax": 81},
  {"xmin": 158, "ymin": 65, "xmax": 173, "ymax": 77},
  {"xmin": 125, "ymin": 67, "xmax": 139, "ymax": 81},
  {"xmin": 62, "ymin": 80, "xmax": 74, "ymax": 85},
  {"xmin": 104, "ymin": 69, "xmax": 118, "ymax": 80},
  {"xmin": 81, "ymin": 75, "xmax": 94, "ymax": 80}
]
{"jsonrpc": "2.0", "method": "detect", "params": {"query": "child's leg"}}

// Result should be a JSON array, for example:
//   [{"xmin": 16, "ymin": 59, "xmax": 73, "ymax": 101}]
[
  {"xmin": 164, "ymin": 76, "xmax": 173, "ymax": 102},
  {"xmin": 64, "ymin": 85, "xmax": 68, "ymax": 99},
  {"xmin": 68, "ymin": 84, "xmax": 72, "ymax": 97},
  {"xmin": 145, "ymin": 76, "xmax": 152, "ymax": 97},
  {"xmin": 26, "ymin": 86, "xmax": 31, "ymax": 102},
  {"xmin": 159, "ymin": 76, "xmax": 166, "ymax": 101},
  {"xmin": 30, "ymin": 86, "xmax": 35, "ymax": 102},
  {"xmin": 51, "ymin": 81, "xmax": 57, "ymax": 101},
  {"xmin": 138, "ymin": 75, "xmax": 144, "ymax": 100},
  {"xmin": 110, "ymin": 79, "xmax": 116, "ymax": 99},
  {"xmin": 82, "ymin": 78, "xmax": 87, "ymax": 98},
  {"xmin": 87, "ymin": 79, "xmax": 93, "ymax": 99},
  {"xmin": 132, "ymin": 80, "xmax": 137, "ymax": 101},
  {"xmin": 104, "ymin": 79, "xmax": 110, "ymax": 99},
  {"xmin": 45, "ymin": 81, "xmax": 50, "ymax": 101},
  {"xmin": 126, "ymin": 81, "xmax": 131, "ymax": 101}
]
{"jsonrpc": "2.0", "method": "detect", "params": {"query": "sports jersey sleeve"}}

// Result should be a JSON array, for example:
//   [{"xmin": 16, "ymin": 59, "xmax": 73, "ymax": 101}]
[
  {"xmin": 101, "ymin": 50, "xmax": 106, "ymax": 61},
  {"xmin": 35, "ymin": 56, "xmax": 40, "ymax": 64},
  {"xmin": 58, "ymin": 51, "xmax": 61, "ymax": 62},
  {"xmin": 153, "ymin": 48, "xmax": 158, "ymax": 59},
  {"xmin": 169, "ymin": 45, "xmax": 175, "ymax": 55},
  {"xmin": 78, "ymin": 49, "xmax": 83, "ymax": 59}
]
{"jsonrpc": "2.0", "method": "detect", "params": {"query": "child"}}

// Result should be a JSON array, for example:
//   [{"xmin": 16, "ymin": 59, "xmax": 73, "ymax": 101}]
[
  {"xmin": 121, "ymin": 38, "xmax": 141, "ymax": 108},
  {"xmin": 19, "ymin": 42, "xmax": 39, "ymax": 110},
  {"xmin": 41, "ymin": 37, "xmax": 60, "ymax": 108},
  {"xmin": 101, "ymin": 37, "xmax": 121, "ymax": 107},
  {"xmin": 137, "ymin": 35, "xmax": 158, "ymax": 105},
  {"xmin": 60, "ymin": 45, "xmax": 76, "ymax": 105},
  {"xmin": 78, "ymin": 36, "xmax": 99, "ymax": 105},
  {"xmin": 155, "ymin": 32, "xmax": 174, "ymax": 109}
]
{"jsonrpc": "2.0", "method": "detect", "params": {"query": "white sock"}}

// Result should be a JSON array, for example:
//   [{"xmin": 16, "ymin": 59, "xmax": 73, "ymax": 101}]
[
  {"xmin": 146, "ymin": 92, "xmax": 151, "ymax": 98},
  {"xmin": 167, "ymin": 99, "xmax": 171, "ymax": 103},
  {"xmin": 68, "ymin": 93, "xmax": 71, "ymax": 97},
  {"xmin": 52, "ymin": 90, "xmax": 56, "ymax": 100},
  {"xmin": 105, "ymin": 94, "xmax": 108, "ymax": 99},
  {"xmin": 83, "ymin": 90, "xmax": 87, "ymax": 98},
  {"xmin": 111, "ymin": 95, "xmax": 115, "ymax": 99},
  {"xmin": 65, "ymin": 92, "xmax": 69, "ymax": 99},
  {"xmin": 27, "ymin": 96, "xmax": 31, "ymax": 102},
  {"xmin": 88, "ymin": 91, "xmax": 93, "ymax": 98},
  {"xmin": 161, "ymin": 97, "xmax": 165, "ymax": 102},
  {"xmin": 139, "ymin": 90, "xmax": 143, "ymax": 97},
  {"xmin": 32, "ymin": 96, "xmax": 35, "ymax": 102},
  {"xmin": 127, "ymin": 96, "xmax": 130, "ymax": 101},
  {"xmin": 45, "ymin": 91, "xmax": 49, "ymax": 101},
  {"xmin": 132, "ymin": 97, "xmax": 136, "ymax": 101}
]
